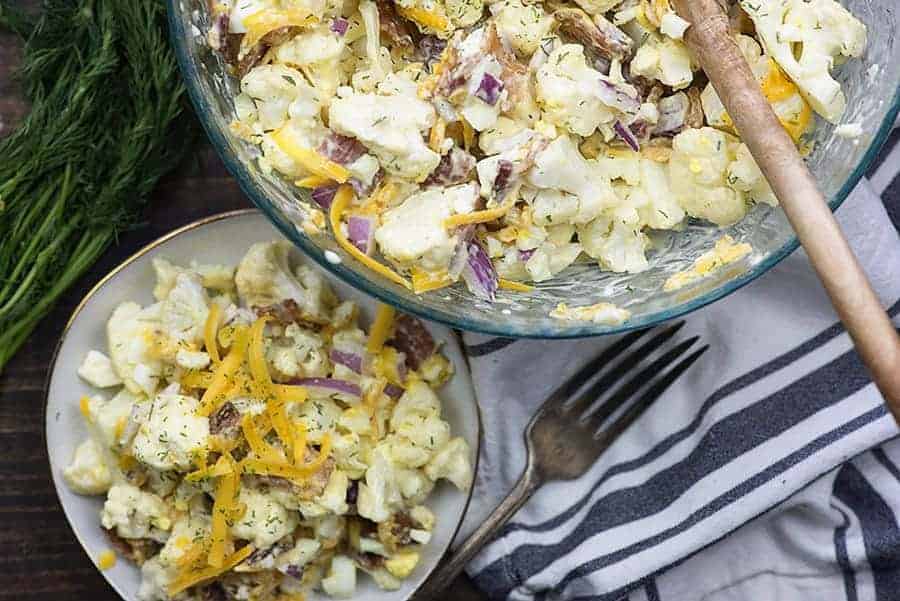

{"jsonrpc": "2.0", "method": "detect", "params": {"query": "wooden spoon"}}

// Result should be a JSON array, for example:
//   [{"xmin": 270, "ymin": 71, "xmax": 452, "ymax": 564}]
[{"xmin": 671, "ymin": 0, "xmax": 900, "ymax": 419}]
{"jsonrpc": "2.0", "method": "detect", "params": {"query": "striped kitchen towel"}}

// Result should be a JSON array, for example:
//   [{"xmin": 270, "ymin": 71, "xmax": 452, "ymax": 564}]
[{"xmin": 456, "ymin": 125, "xmax": 900, "ymax": 601}]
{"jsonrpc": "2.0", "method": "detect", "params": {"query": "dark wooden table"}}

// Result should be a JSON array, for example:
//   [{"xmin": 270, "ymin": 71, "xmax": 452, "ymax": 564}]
[{"xmin": 0, "ymin": 20, "xmax": 483, "ymax": 601}]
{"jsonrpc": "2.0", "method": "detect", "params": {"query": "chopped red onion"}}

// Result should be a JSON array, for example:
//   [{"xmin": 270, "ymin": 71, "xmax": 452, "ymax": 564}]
[
  {"xmin": 350, "ymin": 169, "xmax": 383, "ymax": 198},
  {"xmin": 461, "ymin": 239, "xmax": 498, "ymax": 301},
  {"xmin": 493, "ymin": 159, "xmax": 514, "ymax": 199},
  {"xmin": 474, "ymin": 73, "xmax": 504, "ymax": 106},
  {"xmin": 330, "ymin": 17, "xmax": 349, "ymax": 36},
  {"xmin": 597, "ymin": 79, "xmax": 641, "ymax": 117},
  {"xmin": 415, "ymin": 35, "xmax": 447, "ymax": 70},
  {"xmin": 384, "ymin": 383, "xmax": 405, "ymax": 398},
  {"xmin": 329, "ymin": 349, "xmax": 365, "ymax": 374},
  {"xmin": 614, "ymin": 121, "xmax": 640, "ymax": 152},
  {"xmin": 347, "ymin": 214, "xmax": 376, "ymax": 255},
  {"xmin": 655, "ymin": 92, "xmax": 689, "ymax": 137},
  {"xmin": 448, "ymin": 225, "xmax": 475, "ymax": 280},
  {"xmin": 318, "ymin": 133, "xmax": 367, "ymax": 165},
  {"xmin": 518, "ymin": 248, "xmax": 535, "ymax": 262},
  {"xmin": 310, "ymin": 184, "xmax": 339, "ymax": 209},
  {"xmin": 289, "ymin": 378, "xmax": 362, "ymax": 399}
]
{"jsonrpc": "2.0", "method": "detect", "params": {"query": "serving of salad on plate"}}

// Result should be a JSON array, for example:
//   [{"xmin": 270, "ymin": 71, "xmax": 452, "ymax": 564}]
[
  {"xmin": 62, "ymin": 239, "xmax": 473, "ymax": 600},
  {"xmin": 212, "ymin": 0, "xmax": 867, "ymax": 304}
]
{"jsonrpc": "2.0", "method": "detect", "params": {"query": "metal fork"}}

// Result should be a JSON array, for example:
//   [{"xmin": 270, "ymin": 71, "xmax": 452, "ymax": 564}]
[{"xmin": 413, "ymin": 322, "xmax": 708, "ymax": 599}]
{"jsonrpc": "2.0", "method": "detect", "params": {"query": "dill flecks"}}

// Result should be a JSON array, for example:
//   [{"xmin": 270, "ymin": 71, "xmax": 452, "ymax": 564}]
[{"xmin": 0, "ymin": 0, "xmax": 193, "ymax": 371}]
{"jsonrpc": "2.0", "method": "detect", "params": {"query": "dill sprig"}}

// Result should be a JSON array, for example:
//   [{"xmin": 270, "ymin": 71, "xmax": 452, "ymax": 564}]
[{"xmin": 0, "ymin": 0, "xmax": 194, "ymax": 371}]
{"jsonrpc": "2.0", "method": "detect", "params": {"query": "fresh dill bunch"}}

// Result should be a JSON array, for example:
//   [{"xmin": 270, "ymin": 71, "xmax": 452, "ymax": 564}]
[{"xmin": 0, "ymin": 0, "xmax": 195, "ymax": 371}]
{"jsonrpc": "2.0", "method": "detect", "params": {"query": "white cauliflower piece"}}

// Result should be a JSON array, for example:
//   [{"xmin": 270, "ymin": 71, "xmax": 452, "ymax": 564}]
[
  {"xmin": 317, "ymin": 469, "xmax": 350, "ymax": 515},
  {"xmin": 425, "ymin": 437, "xmax": 473, "ymax": 490},
  {"xmin": 101, "ymin": 483, "xmax": 172, "ymax": 542},
  {"xmin": 630, "ymin": 34, "xmax": 694, "ymax": 90},
  {"xmin": 727, "ymin": 143, "xmax": 778, "ymax": 207},
  {"xmin": 578, "ymin": 215, "xmax": 650, "ymax": 273},
  {"xmin": 268, "ymin": 323, "xmax": 329, "ymax": 379},
  {"xmin": 374, "ymin": 183, "xmax": 478, "ymax": 272},
  {"xmin": 536, "ymin": 44, "xmax": 635, "ymax": 137},
  {"xmin": 741, "ymin": 0, "xmax": 866, "ymax": 122},
  {"xmin": 550, "ymin": 301, "xmax": 631, "ymax": 324},
  {"xmin": 669, "ymin": 127, "xmax": 749, "ymax": 226},
  {"xmin": 524, "ymin": 242, "xmax": 584, "ymax": 281},
  {"xmin": 64, "ymin": 439, "xmax": 113, "ymax": 495},
  {"xmin": 106, "ymin": 302, "xmax": 162, "ymax": 396},
  {"xmin": 294, "ymin": 397, "xmax": 344, "ymax": 442},
  {"xmin": 322, "ymin": 555, "xmax": 357, "ymax": 598},
  {"xmin": 88, "ymin": 387, "xmax": 139, "ymax": 448},
  {"xmin": 231, "ymin": 488, "xmax": 298, "ymax": 548},
  {"xmin": 160, "ymin": 271, "xmax": 209, "ymax": 345},
  {"xmin": 174, "ymin": 349, "xmax": 210, "ymax": 370},
  {"xmin": 526, "ymin": 135, "xmax": 620, "ymax": 224},
  {"xmin": 235, "ymin": 241, "xmax": 334, "ymax": 322},
  {"xmin": 357, "ymin": 444, "xmax": 403, "ymax": 523},
  {"xmin": 239, "ymin": 64, "xmax": 324, "ymax": 131},
  {"xmin": 136, "ymin": 557, "xmax": 173, "ymax": 601},
  {"xmin": 328, "ymin": 87, "xmax": 440, "ymax": 181},
  {"xmin": 492, "ymin": 0, "xmax": 553, "ymax": 56},
  {"xmin": 131, "ymin": 391, "xmax": 209, "ymax": 471},
  {"xmin": 274, "ymin": 24, "xmax": 347, "ymax": 97},
  {"xmin": 77, "ymin": 350, "xmax": 122, "ymax": 388}
]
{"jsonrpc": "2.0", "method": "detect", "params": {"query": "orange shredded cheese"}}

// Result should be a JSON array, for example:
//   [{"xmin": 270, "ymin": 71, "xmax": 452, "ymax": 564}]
[
  {"xmin": 182, "ymin": 370, "xmax": 214, "ymax": 389},
  {"xmin": 429, "ymin": 118, "xmax": 446, "ymax": 153},
  {"xmin": 204, "ymin": 303, "xmax": 221, "ymax": 364},
  {"xmin": 411, "ymin": 267, "xmax": 453, "ymax": 293},
  {"xmin": 367, "ymin": 303, "xmax": 395, "ymax": 354},
  {"xmin": 272, "ymin": 383, "xmax": 309, "ymax": 404},
  {"xmin": 185, "ymin": 455, "xmax": 233, "ymax": 482},
  {"xmin": 198, "ymin": 327, "xmax": 249, "ymax": 417},
  {"xmin": 79, "ymin": 396, "xmax": 92, "ymax": 422},
  {"xmin": 292, "ymin": 423, "xmax": 308, "ymax": 466},
  {"xmin": 176, "ymin": 541, "xmax": 208, "ymax": 570},
  {"xmin": 444, "ymin": 205, "xmax": 511, "ymax": 228},
  {"xmin": 397, "ymin": 5, "xmax": 449, "ymax": 32},
  {"xmin": 241, "ymin": 414, "xmax": 283, "ymax": 462},
  {"xmin": 249, "ymin": 316, "xmax": 273, "ymax": 399},
  {"xmin": 461, "ymin": 119, "xmax": 475, "ymax": 151},
  {"xmin": 272, "ymin": 128, "xmax": 349, "ymax": 182},
  {"xmin": 242, "ymin": 9, "xmax": 316, "ymax": 48},
  {"xmin": 295, "ymin": 175, "xmax": 331, "ymax": 188},
  {"xmin": 268, "ymin": 399, "xmax": 294, "ymax": 460},
  {"xmin": 329, "ymin": 185, "xmax": 411, "ymax": 288},
  {"xmin": 242, "ymin": 435, "xmax": 332, "ymax": 482},
  {"xmin": 118, "ymin": 454, "xmax": 137, "ymax": 472},
  {"xmin": 208, "ymin": 454, "xmax": 240, "ymax": 568},
  {"xmin": 498, "ymin": 278, "xmax": 534, "ymax": 292},
  {"xmin": 168, "ymin": 544, "xmax": 255, "ymax": 596}
]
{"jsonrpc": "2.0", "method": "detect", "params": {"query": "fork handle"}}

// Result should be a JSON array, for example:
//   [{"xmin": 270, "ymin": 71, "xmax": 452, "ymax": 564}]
[{"xmin": 412, "ymin": 468, "xmax": 542, "ymax": 600}]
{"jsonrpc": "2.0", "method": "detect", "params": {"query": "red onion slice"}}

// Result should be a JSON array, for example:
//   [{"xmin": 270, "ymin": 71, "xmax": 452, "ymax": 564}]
[
  {"xmin": 318, "ymin": 133, "xmax": 367, "ymax": 165},
  {"xmin": 474, "ymin": 73, "xmax": 504, "ymax": 106},
  {"xmin": 329, "ymin": 349, "xmax": 365, "ymax": 374},
  {"xmin": 289, "ymin": 377, "xmax": 362, "ymax": 399},
  {"xmin": 597, "ymin": 79, "xmax": 641, "ymax": 117},
  {"xmin": 347, "ymin": 214, "xmax": 376, "ymax": 255},
  {"xmin": 384, "ymin": 383, "xmax": 405, "ymax": 398},
  {"xmin": 461, "ymin": 238, "xmax": 498, "ymax": 301},
  {"xmin": 310, "ymin": 184, "xmax": 339, "ymax": 209},
  {"xmin": 614, "ymin": 121, "xmax": 640, "ymax": 152},
  {"xmin": 330, "ymin": 17, "xmax": 349, "ymax": 36},
  {"xmin": 518, "ymin": 248, "xmax": 535, "ymax": 262}
]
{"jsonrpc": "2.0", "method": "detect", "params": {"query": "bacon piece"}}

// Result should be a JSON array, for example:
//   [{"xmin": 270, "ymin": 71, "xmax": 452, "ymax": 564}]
[
  {"xmin": 554, "ymin": 8, "xmax": 633, "ymax": 62},
  {"xmin": 318, "ymin": 133, "xmax": 368, "ymax": 165},
  {"xmin": 389, "ymin": 314, "xmax": 436, "ymax": 371},
  {"xmin": 424, "ymin": 146, "xmax": 476, "ymax": 186}
]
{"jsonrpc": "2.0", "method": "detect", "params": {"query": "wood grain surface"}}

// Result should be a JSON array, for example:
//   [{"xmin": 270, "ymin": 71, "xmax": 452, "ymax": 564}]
[{"xmin": 0, "ymin": 21, "xmax": 483, "ymax": 601}]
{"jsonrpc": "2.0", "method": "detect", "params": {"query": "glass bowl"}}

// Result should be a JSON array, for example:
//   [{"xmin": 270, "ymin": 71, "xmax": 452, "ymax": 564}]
[{"xmin": 167, "ymin": 0, "xmax": 900, "ymax": 338}]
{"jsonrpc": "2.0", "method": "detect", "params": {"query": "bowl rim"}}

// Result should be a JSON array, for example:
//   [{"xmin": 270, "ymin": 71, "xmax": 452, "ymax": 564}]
[
  {"xmin": 43, "ymin": 208, "xmax": 484, "ymax": 601},
  {"xmin": 167, "ymin": 2, "xmax": 900, "ymax": 339}
]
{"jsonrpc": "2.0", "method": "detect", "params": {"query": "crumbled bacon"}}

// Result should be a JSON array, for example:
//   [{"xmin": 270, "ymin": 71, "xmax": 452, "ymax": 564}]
[
  {"xmin": 375, "ymin": 0, "xmax": 416, "ymax": 50},
  {"xmin": 389, "ymin": 314, "xmax": 436, "ymax": 371},
  {"xmin": 424, "ymin": 147, "xmax": 476, "ymax": 186},
  {"xmin": 318, "ymin": 133, "xmax": 368, "ymax": 165}
]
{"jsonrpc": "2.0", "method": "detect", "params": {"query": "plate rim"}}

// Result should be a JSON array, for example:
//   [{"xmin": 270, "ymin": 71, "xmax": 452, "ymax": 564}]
[{"xmin": 43, "ymin": 208, "xmax": 484, "ymax": 601}]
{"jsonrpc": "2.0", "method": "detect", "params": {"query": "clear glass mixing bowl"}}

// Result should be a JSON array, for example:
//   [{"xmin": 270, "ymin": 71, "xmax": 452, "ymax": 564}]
[{"xmin": 167, "ymin": 0, "xmax": 900, "ymax": 337}]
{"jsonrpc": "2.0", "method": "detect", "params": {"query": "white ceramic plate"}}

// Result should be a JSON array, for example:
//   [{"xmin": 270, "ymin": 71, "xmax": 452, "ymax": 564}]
[{"xmin": 45, "ymin": 209, "xmax": 481, "ymax": 601}]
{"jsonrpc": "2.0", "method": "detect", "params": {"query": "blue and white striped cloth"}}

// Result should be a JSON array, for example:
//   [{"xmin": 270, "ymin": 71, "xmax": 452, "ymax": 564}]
[{"xmin": 457, "ymin": 125, "xmax": 900, "ymax": 601}]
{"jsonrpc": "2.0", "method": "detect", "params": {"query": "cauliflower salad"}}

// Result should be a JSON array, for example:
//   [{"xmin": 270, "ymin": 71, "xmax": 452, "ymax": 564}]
[
  {"xmin": 214, "ymin": 0, "xmax": 866, "ymax": 301},
  {"xmin": 64, "ymin": 241, "xmax": 473, "ymax": 600}
]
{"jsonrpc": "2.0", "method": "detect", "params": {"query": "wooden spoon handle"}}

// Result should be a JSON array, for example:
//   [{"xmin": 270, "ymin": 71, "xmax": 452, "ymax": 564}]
[{"xmin": 672, "ymin": 0, "xmax": 900, "ymax": 419}]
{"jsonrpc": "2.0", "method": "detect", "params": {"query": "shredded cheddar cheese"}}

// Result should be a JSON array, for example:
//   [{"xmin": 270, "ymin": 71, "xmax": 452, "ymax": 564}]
[
  {"xmin": 498, "ymin": 278, "xmax": 534, "ymax": 292},
  {"xmin": 198, "ymin": 327, "xmax": 249, "ymax": 417},
  {"xmin": 444, "ymin": 204, "xmax": 511, "ymax": 228},
  {"xmin": 168, "ymin": 544, "xmax": 255, "ymax": 596},
  {"xmin": 292, "ymin": 422, "xmax": 309, "ymax": 466},
  {"xmin": 204, "ymin": 303, "xmax": 221, "ymax": 364},
  {"xmin": 208, "ymin": 455, "xmax": 239, "ymax": 568},
  {"xmin": 295, "ymin": 175, "xmax": 331, "ymax": 188},
  {"xmin": 185, "ymin": 455, "xmax": 233, "ymax": 482},
  {"xmin": 367, "ymin": 303, "xmax": 395, "ymax": 354},
  {"xmin": 242, "ymin": 9, "xmax": 317, "ymax": 48},
  {"xmin": 79, "ymin": 396, "xmax": 92, "ymax": 422},
  {"xmin": 411, "ymin": 267, "xmax": 453, "ymax": 293},
  {"xmin": 329, "ymin": 185, "xmax": 410, "ymax": 288},
  {"xmin": 272, "ymin": 128, "xmax": 350, "ymax": 182},
  {"xmin": 429, "ymin": 118, "xmax": 446, "ymax": 153},
  {"xmin": 249, "ymin": 316, "xmax": 273, "ymax": 400},
  {"xmin": 241, "ymin": 414, "xmax": 284, "ymax": 462},
  {"xmin": 97, "ymin": 549, "xmax": 117, "ymax": 570},
  {"xmin": 397, "ymin": 5, "xmax": 450, "ymax": 33}
]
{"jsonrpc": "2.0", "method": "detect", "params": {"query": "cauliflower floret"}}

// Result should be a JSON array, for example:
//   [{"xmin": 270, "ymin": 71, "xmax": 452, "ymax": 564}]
[
  {"xmin": 64, "ymin": 439, "xmax": 113, "ymax": 495},
  {"xmin": 174, "ymin": 349, "xmax": 210, "ymax": 370},
  {"xmin": 396, "ymin": 468, "xmax": 435, "ymax": 504},
  {"xmin": 101, "ymin": 483, "xmax": 172, "ymax": 542},
  {"xmin": 536, "ymin": 44, "xmax": 635, "ymax": 137},
  {"xmin": 317, "ymin": 469, "xmax": 350, "ymax": 515},
  {"xmin": 630, "ymin": 34, "xmax": 694, "ymax": 90},
  {"xmin": 268, "ymin": 323, "xmax": 329, "ymax": 379},
  {"xmin": 424, "ymin": 437, "xmax": 473, "ymax": 490},
  {"xmin": 322, "ymin": 555, "xmax": 357, "ymax": 598},
  {"xmin": 524, "ymin": 241, "xmax": 584, "ymax": 281},
  {"xmin": 492, "ymin": 0, "xmax": 553, "ymax": 56},
  {"xmin": 374, "ymin": 183, "xmax": 478, "ymax": 272},
  {"xmin": 741, "ymin": 0, "xmax": 866, "ymax": 122},
  {"xmin": 131, "ymin": 392, "xmax": 209, "ymax": 471},
  {"xmin": 88, "ymin": 387, "xmax": 140, "ymax": 448},
  {"xmin": 77, "ymin": 350, "xmax": 122, "ymax": 388},
  {"xmin": 137, "ymin": 557, "xmax": 173, "ymax": 601},
  {"xmin": 550, "ymin": 301, "xmax": 631, "ymax": 324},
  {"xmin": 578, "ymin": 215, "xmax": 650, "ymax": 273},
  {"xmin": 152, "ymin": 258, "xmax": 235, "ymax": 300},
  {"xmin": 274, "ymin": 24, "xmax": 347, "ymax": 97},
  {"xmin": 700, "ymin": 35, "xmax": 812, "ymax": 143},
  {"xmin": 572, "ymin": 0, "xmax": 624, "ymax": 15},
  {"xmin": 293, "ymin": 397, "xmax": 344, "ymax": 442},
  {"xmin": 357, "ymin": 444, "xmax": 403, "ymax": 522},
  {"xmin": 669, "ymin": 127, "xmax": 749, "ymax": 226},
  {"xmin": 328, "ymin": 87, "xmax": 440, "ymax": 181},
  {"xmin": 238, "ymin": 64, "xmax": 324, "ymax": 131},
  {"xmin": 600, "ymin": 155, "xmax": 685, "ymax": 230},
  {"xmin": 160, "ymin": 271, "xmax": 209, "ymax": 345},
  {"xmin": 231, "ymin": 487, "xmax": 299, "ymax": 548},
  {"xmin": 526, "ymin": 135, "xmax": 620, "ymax": 224},
  {"xmin": 727, "ymin": 143, "xmax": 778, "ymax": 207},
  {"xmin": 235, "ymin": 241, "xmax": 334, "ymax": 322},
  {"xmin": 107, "ymin": 302, "xmax": 162, "ymax": 396},
  {"xmin": 459, "ymin": 57, "xmax": 506, "ymax": 132}
]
